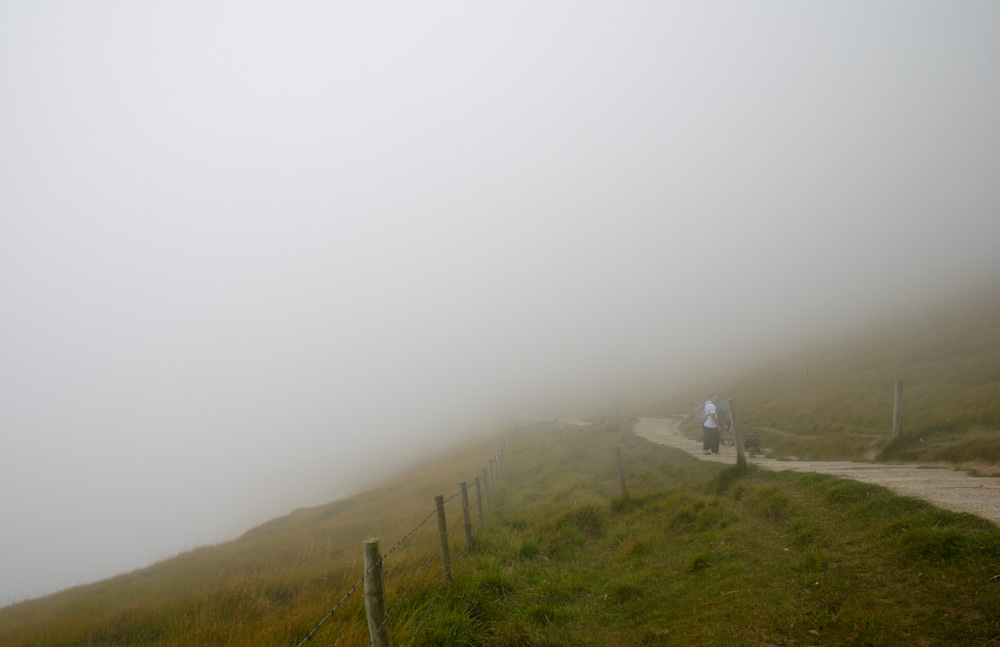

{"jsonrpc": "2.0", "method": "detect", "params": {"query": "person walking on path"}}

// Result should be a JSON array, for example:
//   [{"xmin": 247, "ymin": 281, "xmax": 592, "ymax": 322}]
[{"xmin": 702, "ymin": 394, "xmax": 722, "ymax": 455}]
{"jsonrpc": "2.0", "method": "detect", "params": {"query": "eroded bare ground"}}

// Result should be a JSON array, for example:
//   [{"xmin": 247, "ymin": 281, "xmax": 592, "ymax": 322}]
[{"xmin": 633, "ymin": 417, "xmax": 1000, "ymax": 526}]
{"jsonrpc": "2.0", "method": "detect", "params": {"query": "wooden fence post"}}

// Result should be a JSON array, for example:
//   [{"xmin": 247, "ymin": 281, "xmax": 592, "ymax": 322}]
[
  {"xmin": 363, "ymin": 539, "xmax": 390, "ymax": 647},
  {"xmin": 728, "ymin": 399, "xmax": 746, "ymax": 468},
  {"xmin": 434, "ymin": 495, "xmax": 452, "ymax": 582},
  {"xmin": 614, "ymin": 446, "xmax": 627, "ymax": 497},
  {"xmin": 474, "ymin": 476, "xmax": 484, "ymax": 528},
  {"xmin": 459, "ymin": 482, "xmax": 475, "ymax": 550},
  {"xmin": 892, "ymin": 379, "xmax": 903, "ymax": 439},
  {"xmin": 482, "ymin": 467, "xmax": 491, "ymax": 511},
  {"xmin": 489, "ymin": 458, "xmax": 497, "ymax": 495}
]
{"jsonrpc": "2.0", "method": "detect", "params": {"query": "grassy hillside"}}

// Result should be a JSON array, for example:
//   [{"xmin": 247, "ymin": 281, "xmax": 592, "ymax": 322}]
[
  {"xmin": 3, "ymin": 423, "xmax": 999, "ymax": 646},
  {"xmin": 0, "ymin": 430, "xmax": 507, "ymax": 646},
  {"xmin": 5, "ymin": 286, "xmax": 1000, "ymax": 645},
  {"xmin": 655, "ymin": 288, "xmax": 1000, "ymax": 469}
]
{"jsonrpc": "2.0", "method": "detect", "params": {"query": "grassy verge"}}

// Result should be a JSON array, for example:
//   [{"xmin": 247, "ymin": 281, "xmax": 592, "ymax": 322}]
[{"xmin": 393, "ymin": 427, "xmax": 1000, "ymax": 646}]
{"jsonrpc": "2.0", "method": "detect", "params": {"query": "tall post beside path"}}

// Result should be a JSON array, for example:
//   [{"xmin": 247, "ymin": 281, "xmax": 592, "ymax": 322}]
[
  {"xmin": 727, "ymin": 399, "xmax": 746, "ymax": 468},
  {"xmin": 892, "ymin": 379, "xmax": 903, "ymax": 439},
  {"xmin": 614, "ymin": 446, "xmax": 627, "ymax": 497},
  {"xmin": 363, "ymin": 539, "xmax": 390, "ymax": 647}
]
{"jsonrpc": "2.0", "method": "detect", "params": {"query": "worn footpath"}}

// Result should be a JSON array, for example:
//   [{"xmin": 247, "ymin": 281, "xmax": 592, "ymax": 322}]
[{"xmin": 633, "ymin": 416, "xmax": 1000, "ymax": 526}]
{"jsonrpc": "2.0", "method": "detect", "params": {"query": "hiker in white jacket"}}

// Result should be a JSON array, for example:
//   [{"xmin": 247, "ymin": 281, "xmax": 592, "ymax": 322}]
[{"xmin": 702, "ymin": 394, "xmax": 721, "ymax": 454}]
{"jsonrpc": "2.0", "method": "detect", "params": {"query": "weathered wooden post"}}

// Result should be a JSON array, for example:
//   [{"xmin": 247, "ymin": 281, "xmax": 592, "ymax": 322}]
[
  {"xmin": 434, "ymin": 495, "xmax": 452, "ymax": 582},
  {"xmin": 892, "ymin": 379, "xmax": 903, "ymax": 439},
  {"xmin": 459, "ymin": 482, "xmax": 475, "ymax": 550},
  {"xmin": 489, "ymin": 457, "xmax": 497, "ymax": 494},
  {"xmin": 482, "ymin": 467, "xmax": 491, "ymax": 511},
  {"xmin": 727, "ymin": 399, "xmax": 746, "ymax": 468},
  {"xmin": 363, "ymin": 539, "xmax": 390, "ymax": 647},
  {"xmin": 474, "ymin": 476, "xmax": 484, "ymax": 528},
  {"xmin": 614, "ymin": 446, "xmax": 627, "ymax": 497}
]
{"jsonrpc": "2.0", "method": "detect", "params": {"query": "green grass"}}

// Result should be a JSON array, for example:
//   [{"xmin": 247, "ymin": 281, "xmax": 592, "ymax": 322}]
[
  {"xmin": 3, "ymin": 425, "xmax": 1000, "ymax": 646},
  {"xmin": 409, "ymin": 428, "xmax": 1000, "ymax": 646}
]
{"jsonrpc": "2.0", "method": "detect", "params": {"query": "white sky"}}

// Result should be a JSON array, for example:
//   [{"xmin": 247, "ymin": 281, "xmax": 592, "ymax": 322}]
[{"xmin": 2, "ymin": 1, "xmax": 999, "ymax": 604}]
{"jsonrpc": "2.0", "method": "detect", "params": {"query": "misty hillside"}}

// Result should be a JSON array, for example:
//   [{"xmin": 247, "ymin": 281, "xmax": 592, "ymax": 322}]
[
  {"xmin": 3, "ymin": 418, "xmax": 1000, "ymax": 646},
  {"xmin": 645, "ymin": 286, "xmax": 1000, "ymax": 468}
]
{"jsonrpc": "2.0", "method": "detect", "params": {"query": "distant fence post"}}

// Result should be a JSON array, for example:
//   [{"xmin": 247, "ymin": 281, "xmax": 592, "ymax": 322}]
[
  {"xmin": 363, "ymin": 539, "xmax": 390, "ymax": 647},
  {"xmin": 482, "ymin": 467, "xmax": 491, "ymax": 511},
  {"xmin": 892, "ymin": 379, "xmax": 903, "ymax": 439},
  {"xmin": 474, "ymin": 476, "xmax": 484, "ymax": 528},
  {"xmin": 728, "ymin": 399, "xmax": 746, "ymax": 468},
  {"xmin": 434, "ymin": 495, "xmax": 452, "ymax": 582},
  {"xmin": 614, "ymin": 446, "xmax": 627, "ymax": 497},
  {"xmin": 459, "ymin": 482, "xmax": 475, "ymax": 550},
  {"xmin": 489, "ymin": 458, "xmax": 497, "ymax": 495}
]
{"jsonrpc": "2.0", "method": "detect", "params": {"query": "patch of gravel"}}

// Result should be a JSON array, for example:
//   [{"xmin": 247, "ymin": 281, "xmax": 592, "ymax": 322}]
[{"xmin": 633, "ymin": 417, "xmax": 1000, "ymax": 526}]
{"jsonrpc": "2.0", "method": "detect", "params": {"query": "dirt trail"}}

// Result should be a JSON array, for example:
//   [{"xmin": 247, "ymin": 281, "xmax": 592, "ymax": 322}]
[{"xmin": 633, "ymin": 416, "xmax": 1000, "ymax": 526}]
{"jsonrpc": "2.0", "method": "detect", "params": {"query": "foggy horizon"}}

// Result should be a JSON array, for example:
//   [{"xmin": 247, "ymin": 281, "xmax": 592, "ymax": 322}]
[{"xmin": 3, "ymin": 2, "xmax": 1000, "ymax": 604}]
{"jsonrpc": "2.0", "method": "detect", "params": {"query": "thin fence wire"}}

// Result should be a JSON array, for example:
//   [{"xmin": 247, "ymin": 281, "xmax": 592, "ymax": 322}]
[
  {"xmin": 295, "ymin": 460, "xmax": 502, "ymax": 646},
  {"xmin": 404, "ymin": 578, "xmax": 447, "ymax": 647},
  {"xmin": 294, "ymin": 572, "xmax": 367, "ymax": 647},
  {"xmin": 295, "ymin": 502, "xmax": 438, "ymax": 646},
  {"xmin": 382, "ymin": 508, "xmax": 436, "ymax": 561},
  {"xmin": 369, "ymin": 551, "xmax": 438, "ymax": 645}
]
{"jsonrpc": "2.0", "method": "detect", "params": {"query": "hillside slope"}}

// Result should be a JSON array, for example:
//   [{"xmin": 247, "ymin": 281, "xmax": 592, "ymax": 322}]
[
  {"xmin": 3, "ymin": 423, "xmax": 1000, "ymax": 646},
  {"xmin": 647, "ymin": 287, "xmax": 1000, "ymax": 469}
]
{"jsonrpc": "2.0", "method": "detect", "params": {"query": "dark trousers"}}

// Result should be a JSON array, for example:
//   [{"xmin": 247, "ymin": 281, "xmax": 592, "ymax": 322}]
[{"xmin": 703, "ymin": 425, "xmax": 720, "ymax": 454}]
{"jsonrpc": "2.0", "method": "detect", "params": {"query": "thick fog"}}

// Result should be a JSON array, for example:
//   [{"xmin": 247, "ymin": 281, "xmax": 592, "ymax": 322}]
[{"xmin": 2, "ymin": 2, "xmax": 999, "ymax": 604}]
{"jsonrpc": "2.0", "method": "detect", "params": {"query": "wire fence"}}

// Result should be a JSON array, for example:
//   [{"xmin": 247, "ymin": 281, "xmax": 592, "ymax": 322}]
[
  {"xmin": 293, "ymin": 432, "xmax": 511, "ymax": 646},
  {"xmin": 294, "ymin": 573, "xmax": 367, "ymax": 647}
]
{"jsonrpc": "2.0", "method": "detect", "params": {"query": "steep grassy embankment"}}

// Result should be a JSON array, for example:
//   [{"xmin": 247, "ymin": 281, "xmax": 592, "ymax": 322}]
[{"xmin": 4, "ymin": 424, "xmax": 1000, "ymax": 646}]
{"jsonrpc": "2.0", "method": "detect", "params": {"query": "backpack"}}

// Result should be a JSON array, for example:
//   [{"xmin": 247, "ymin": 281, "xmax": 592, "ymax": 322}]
[{"xmin": 694, "ymin": 403, "xmax": 707, "ymax": 425}]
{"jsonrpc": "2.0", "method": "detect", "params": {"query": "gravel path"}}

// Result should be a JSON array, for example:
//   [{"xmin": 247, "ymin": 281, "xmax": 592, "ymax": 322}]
[{"xmin": 633, "ymin": 416, "xmax": 1000, "ymax": 526}]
